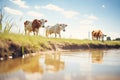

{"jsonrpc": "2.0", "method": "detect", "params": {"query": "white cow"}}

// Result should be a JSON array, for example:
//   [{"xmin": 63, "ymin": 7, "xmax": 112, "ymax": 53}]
[
  {"xmin": 46, "ymin": 24, "xmax": 67, "ymax": 38},
  {"xmin": 24, "ymin": 19, "xmax": 47, "ymax": 35}
]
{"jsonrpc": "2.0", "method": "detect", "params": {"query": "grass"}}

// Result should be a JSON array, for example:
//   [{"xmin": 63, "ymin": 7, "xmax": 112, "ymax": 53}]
[
  {"xmin": 0, "ymin": 32, "xmax": 120, "ymax": 59},
  {"xmin": 0, "ymin": 32, "xmax": 120, "ymax": 49},
  {"xmin": 0, "ymin": 32, "xmax": 49, "ymax": 50},
  {"xmin": 0, "ymin": 24, "xmax": 2, "ymax": 31},
  {"xmin": 0, "ymin": 33, "xmax": 120, "ymax": 55}
]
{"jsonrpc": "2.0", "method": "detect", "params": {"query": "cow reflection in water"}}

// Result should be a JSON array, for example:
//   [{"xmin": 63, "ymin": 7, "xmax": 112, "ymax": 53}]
[
  {"xmin": 0, "ymin": 56, "xmax": 44, "ymax": 80},
  {"xmin": 44, "ymin": 53, "xmax": 64, "ymax": 72},
  {"xmin": 0, "ymin": 56, "xmax": 43, "ymax": 74},
  {"xmin": 90, "ymin": 50, "xmax": 104, "ymax": 64}
]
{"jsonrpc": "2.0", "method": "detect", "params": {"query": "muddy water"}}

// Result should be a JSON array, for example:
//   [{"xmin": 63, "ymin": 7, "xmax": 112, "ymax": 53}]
[{"xmin": 0, "ymin": 49, "xmax": 120, "ymax": 80}]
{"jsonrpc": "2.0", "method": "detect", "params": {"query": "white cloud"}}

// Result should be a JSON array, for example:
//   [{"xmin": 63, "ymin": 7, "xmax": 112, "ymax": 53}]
[
  {"xmin": 80, "ymin": 19, "xmax": 94, "ymax": 24},
  {"xmin": 27, "ymin": 11, "xmax": 44, "ymax": 17},
  {"xmin": 4, "ymin": 7, "xmax": 23, "ymax": 15},
  {"xmin": 43, "ymin": 4, "xmax": 79, "ymax": 18},
  {"xmin": 88, "ymin": 14, "xmax": 98, "ymax": 20},
  {"xmin": 80, "ymin": 14, "xmax": 98, "ymax": 25},
  {"xmin": 10, "ymin": 0, "xmax": 29, "ymax": 8},
  {"xmin": 34, "ymin": 5, "xmax": 40, "ymax": 10},
  {"xmin": 62, "ymin": 10, "xmax": 79, "ymax": 18},
  {"xmin": 43, "ymin": 4, "xmax": 64, "ymax": 12},
  {"xmin": 102, "ymin": 5, "xmax": 105, "ymax": 8}
]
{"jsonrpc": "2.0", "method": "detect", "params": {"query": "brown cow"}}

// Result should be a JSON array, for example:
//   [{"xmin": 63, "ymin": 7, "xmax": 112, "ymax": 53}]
[
  {"xmin": 92, "ymin": 30, "xmax": 106, "ymax": 41},
  {"xmin": 32, "ymin": 19, "xmax": 41, "ymax": 35},
  {"xmin": 24, "ymin": 19, "xmax": 47, "ymax": 35}
]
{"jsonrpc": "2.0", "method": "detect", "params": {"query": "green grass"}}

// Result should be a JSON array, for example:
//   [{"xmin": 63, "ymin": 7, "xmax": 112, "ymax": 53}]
[
  {"xmin": 0, "ymin": 32, "xmax": 120, "ymax": 51},
  {"xmin": 0, "ymin": 32, "xmax": 50, "ymax": 50},
  {"xmin": 0, "ymin": 24, "xmax": 2, "ymax": 31},
  {"xmin": 0, "ymin": 32, "xmax": 120, "ymax": 59}
]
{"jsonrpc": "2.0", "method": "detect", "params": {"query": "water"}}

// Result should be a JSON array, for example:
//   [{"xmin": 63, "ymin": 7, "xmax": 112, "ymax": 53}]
[{"xmin": 0, "ymin": 49, "xmax": 120, "ymax": 80}]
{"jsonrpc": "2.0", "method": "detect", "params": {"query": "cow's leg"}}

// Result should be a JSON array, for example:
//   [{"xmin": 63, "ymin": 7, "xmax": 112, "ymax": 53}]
[
  {"xmin": 25, "ymin": 29, "xmax": 27, "ymax": 35},
  {"xmin": 96, "ymin": 36, "xmax": 98, "ymax": 40},
  {"xmin": 92, "ymin": 36, "xmax": 95, "ymax": 40},
  {"xmin": 46, "ymin": 31, "xmax": 48, "ymax": 37},
  {"xmin": 59, "ymin": 33, "xmax": 61, "ymax": 38},
  {"xmin": 28, "ymin": 31, "xmax": 30, "ymax": 35},
  {"xmin": 99, "ymin": 36, "xmax": 101, "ymax": 41},
  {"xmin": 35, "ymin": 29, "xmax": 37, "ymax": 36},
  {"xmin": 35, "ymin": 28, "xmax": 39, "ymax": 36},
  {"xmin": 55, "ymin": 33, "xmax": 57, "ymax": 38},
  {"xmin": 46, "ymin": 33, "xmax": 48, "ymax": 37},
  {"xmin": 97, "ymin": 37, "xmax": 100, "ymax": 40},
  {"xmin": 33, "ymin": 31, "xmax": 35, "ymax": 35},
  {"xmin": 92, "ymin": 36, "xmax": 94, "ymax": 40},
  {"xmin": 102, "ymin": 35, "xmax": 104, "ymax": 42},
  {"xmin": 36, "ymin": 30, "xmax": 38, "ymax": 36},
  {"xmin": 46, "ymin": 31, "xmax": 47, "ymax": 37},
  {"xmin": 98, "ymin": 37, "xmax": 100, "ymax": 41}
]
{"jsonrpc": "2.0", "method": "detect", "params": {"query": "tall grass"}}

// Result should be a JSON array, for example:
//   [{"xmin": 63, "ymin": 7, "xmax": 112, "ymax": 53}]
[
  {"xmin": 0, "ymin": 7, "xmax": 23, "ymax": 33},
  {"xmin": 0, "ymin": 9, "xmax": 13, "ymax": 33},
  {"xmin": 4, "ymin": 21, "xmax": 13, "ymax": 33},
  {"xmin": 0, "ymin": 24, "xmax": 1, "ymax": 32},
  {"xmin": 0, "ymin": 9, "xmax": 2, "ymax": 31}
]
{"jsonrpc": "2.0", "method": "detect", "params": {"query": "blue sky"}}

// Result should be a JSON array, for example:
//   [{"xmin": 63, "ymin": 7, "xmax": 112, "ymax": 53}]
[{"xmin": 0, "ymin": 0, "xmax": 120, "ymax": 39}]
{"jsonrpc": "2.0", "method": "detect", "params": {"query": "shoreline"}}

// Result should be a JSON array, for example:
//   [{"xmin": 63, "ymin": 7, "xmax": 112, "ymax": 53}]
[
  {"xmin": 0, "ymin": 33, "xmax": 120, "ymax": 60},
  {"xmin": 0, "ymin": 38, "xmax": 120, "ymax": 60}
]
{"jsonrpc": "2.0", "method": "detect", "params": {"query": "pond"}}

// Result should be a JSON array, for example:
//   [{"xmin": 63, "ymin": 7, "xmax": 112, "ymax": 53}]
[{"xmin": 0, "ymin": 49, "xmax": 120, "ymax": 80}]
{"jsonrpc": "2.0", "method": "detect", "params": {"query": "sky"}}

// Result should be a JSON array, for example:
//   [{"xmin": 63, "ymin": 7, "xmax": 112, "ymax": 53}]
[{"xmin": 0, "ymin": 0, "xmax": 120, "ymax": 39}]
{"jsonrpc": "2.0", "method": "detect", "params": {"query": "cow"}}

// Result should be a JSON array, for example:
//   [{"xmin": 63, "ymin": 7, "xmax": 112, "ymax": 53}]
[
  {"xmin": 45, "ymin": 24, "xmax": 67, "ymax": 38},
  {"xmin": 24, "ymin": 19, "xmax": 47, "ymax": 35},
  {"xmin": 92, "ymin": 30, "xmax": 106, "ymax": 41}
]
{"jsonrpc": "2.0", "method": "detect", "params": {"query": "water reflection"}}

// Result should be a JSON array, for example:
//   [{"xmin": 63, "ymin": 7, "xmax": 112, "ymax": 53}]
[
  {"xmin": 0, "ymin": 49, "xmax": 120, "ymax": 80},
  {"xmin": 44, "ymin": 53, "xmax": 64, "ymax": 72},
  {"xmin": 0, "ymin": 55, "xmax": 43, "ymax": 74},
  {"xmin": 0, "ymin": 70, "xmax": 26, "ymax": 80},
  {"xmin": 90, "ymin": 50, "xmax": 104, "ymax": 64},
  {"xmin": 0, "ymin": 53, "xmax": 65, "ymax": 80}
]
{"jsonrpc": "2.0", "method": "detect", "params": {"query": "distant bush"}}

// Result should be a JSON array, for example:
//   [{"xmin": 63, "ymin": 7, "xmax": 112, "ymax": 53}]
[
  {"xmin": 115, "ymin": 38, "xmax": 120, "ymax": 41},
  {"xmin": 107, "ymin": 37, "xmax": 111, "ymax": 41}
]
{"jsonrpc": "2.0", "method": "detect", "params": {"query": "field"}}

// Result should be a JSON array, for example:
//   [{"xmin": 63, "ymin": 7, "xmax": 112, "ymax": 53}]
[{"xmin": 0, "ymin": 32, "xmax": 120, "ymax": 59}]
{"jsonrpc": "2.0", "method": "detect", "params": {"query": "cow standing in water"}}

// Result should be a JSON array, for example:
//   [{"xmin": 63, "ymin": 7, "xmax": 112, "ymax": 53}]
[
  {"xmin": 46, "ymin": 24, "xmax": 67, "ymax": 38},
  {"xmin": 24, "ymin": 19, "xmax": 47, "ymax": 35},
  {"xmin": 92, "ymin": 30, "xmax": 106, "ymax": 41}
]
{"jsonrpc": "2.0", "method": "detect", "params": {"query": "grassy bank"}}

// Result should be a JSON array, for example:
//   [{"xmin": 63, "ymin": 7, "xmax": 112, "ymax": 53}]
[{"xmin": 0, "ymin": 32, "xmax": 120, "ymax": 59}]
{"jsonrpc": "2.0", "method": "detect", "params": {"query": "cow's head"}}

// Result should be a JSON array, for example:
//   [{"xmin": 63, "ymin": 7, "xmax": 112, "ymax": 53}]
[
  {"xmin": 40, "ymin": 19, "xmax": 47, "ymax": 28},
  {"xmin": 59, "ymin": 24, "xmax": 67, "ymax": 32},
  {"xmin": 24, "ymin": 21, "xmax": 29, "ymax": 25}
]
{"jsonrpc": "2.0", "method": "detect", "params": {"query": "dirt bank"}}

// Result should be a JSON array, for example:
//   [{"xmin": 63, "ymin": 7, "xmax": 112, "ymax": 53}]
[{"xmin": 0, "ymin": 39, "xmax": 120, "ymax": 60}]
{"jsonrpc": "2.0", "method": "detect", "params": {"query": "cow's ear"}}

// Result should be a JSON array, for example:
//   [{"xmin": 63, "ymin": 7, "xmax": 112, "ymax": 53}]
[{"xmin": 24, "ymin": 21, "xmax": 28, "ymax": 25}]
